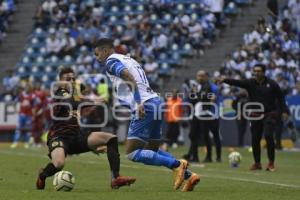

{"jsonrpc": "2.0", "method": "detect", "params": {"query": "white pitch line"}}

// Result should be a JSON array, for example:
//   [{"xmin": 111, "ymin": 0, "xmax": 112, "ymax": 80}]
[
  {"xmin": 201, "ymin": 174, "xmax": 300, "ymax": 189},
  {"xmin": 1, "ymin": 149, "xmax": 300, "ymax": 189}
]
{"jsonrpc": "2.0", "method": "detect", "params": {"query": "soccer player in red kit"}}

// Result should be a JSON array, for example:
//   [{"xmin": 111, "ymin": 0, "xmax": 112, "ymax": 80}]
[
  {"xmin": 11, "ymin": 85, "xmax": 35, "ymax": 149},
  {"xmin": 32, "ymin": 81, "xmax": 47, "ymax": 147}
]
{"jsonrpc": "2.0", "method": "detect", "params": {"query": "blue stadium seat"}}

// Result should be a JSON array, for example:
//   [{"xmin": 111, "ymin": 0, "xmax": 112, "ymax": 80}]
[
  {"xmin": 169, "ymin": 52, "xmax": 181, "ymax": 67},
  {"xmin": 224, "ymin": 2, "xmax": 239, "ymax": 16},
  {"xmin": 32, "ymin": 28, "xmax": 47, "ymax": 39},
  {"xmin": 180, "ymin": 43, "xmax": 193, "ymax": 57},
  {"xmin": 159, "ymin": 62, "xmax": 172, "ymax": 76},
  {"xmin": 149, "ymin": 14, "xmax": 159, "ymax": 24}
]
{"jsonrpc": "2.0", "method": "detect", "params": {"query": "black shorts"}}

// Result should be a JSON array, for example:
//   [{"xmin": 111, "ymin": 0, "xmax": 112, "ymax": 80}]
[{"xmin": 47, "ymin": 131, "xmax": 92, "ymax": 158}]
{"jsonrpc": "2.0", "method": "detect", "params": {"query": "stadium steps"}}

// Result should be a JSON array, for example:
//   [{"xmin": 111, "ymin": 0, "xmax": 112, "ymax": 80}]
[
  {"xmin": 0, "ymin": 0, "xmax": 40, "ymax": 89},
  {"xmin": 162, "ymin": 0, "xmax": 269, "ymax": 93}
]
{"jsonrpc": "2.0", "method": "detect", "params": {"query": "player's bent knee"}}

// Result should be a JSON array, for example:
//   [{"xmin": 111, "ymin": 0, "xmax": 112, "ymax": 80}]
[
  {"xmin": 126, "ymin": 149, "xmax": 141, "ymax": 161},
  {"xmin": 127, "ymin": 149, "xmax": 156, "ymax": 164},
  {"xmin": 88, "ymin": 132, "xmax": 116, "ymax": 147}
]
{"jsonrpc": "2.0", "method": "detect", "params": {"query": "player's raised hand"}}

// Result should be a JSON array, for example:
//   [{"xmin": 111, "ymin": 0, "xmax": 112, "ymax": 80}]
[{"xmin": 137, "ymin": 103, "xmax": 145, "ymax": 119}]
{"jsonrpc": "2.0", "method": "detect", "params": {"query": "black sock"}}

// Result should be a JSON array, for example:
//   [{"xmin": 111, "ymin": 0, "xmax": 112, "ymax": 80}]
[
  {"xmin": 40, "ymin": 163, "xmax": 61, "ymax": 180},
  {"xmin": 106, "ymin": 137, "xmax": 120, "ymax": 179}
]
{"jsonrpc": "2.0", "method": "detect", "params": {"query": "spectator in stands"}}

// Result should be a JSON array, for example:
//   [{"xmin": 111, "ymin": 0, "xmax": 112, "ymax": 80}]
[
  {"xmin": 173, "ymin": 11, "xmax": 190, "ymax": 28},
  {"xmin": 144, "ymin": 55, "xmax": 159, "ymax": 88},
  {"xmin": 142, "ymin": 39, "xmax": 154, "ymax": 59},
  {"xmin": 151, "ymin": 25, "xmax": 168, "ymax": 55},
  {"xmin": 122, "ymin": 23, "xmax": 137, "ymax": 43},
  {"xmin": 0, "ymin": 0, "xmax": 16, "ymax": 41},
  {"xmin": 41, "ymin": 0, "xmax": 57, "ymax": 14},
  {"xmin": 46, "ymin": 28, "xmax": 62, "ymax": 57},
  {"xmin": 289, "ymin": 0, "xmax": 300, "ymax": 30},
  {"xmin": 205, "ymin": 0, "xmax": 224, "ymax": 27},
  {"xmin": 69, "ymin": 22, "xmax": 80, "ymax": 39},
  {"xmin": 76, "ymin": 45, "xmax": 93, "ymax": 74},
  {"xmin": 79, "ymin": 20, "xmax": 99, "ymax": 47},
  {"xmin": 60, "ymin": 28, "xmax": 76, "ymax": 57},
  {"xmin": 267, "ymin": 0, "xmax": 279, "ymax": 20},
  {"xmin": 188, "ymin": 19, "xmax": 204, "ymax": 56},
  {"xmin": 3, "ymin": 69, "xmax": 18, "ymax": 92}
]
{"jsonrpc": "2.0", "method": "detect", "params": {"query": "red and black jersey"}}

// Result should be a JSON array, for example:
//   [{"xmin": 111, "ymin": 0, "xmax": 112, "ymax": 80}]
[{"xmin": 48, "ymin": 87, "xmax": 82, "ymax": 138}]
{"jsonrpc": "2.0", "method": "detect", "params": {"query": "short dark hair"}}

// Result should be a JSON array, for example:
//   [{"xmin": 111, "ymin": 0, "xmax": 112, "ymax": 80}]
[
  {"xmin": 59, "ymin": 67, "xmax": 74, "ymax": 79},
  {"xmin": 254, "ymin": 64, "xmax": 266, "ymax": 72},
  {"xmin": 96, "ymin": 38, "xmax": 114, "ymax": 49}
]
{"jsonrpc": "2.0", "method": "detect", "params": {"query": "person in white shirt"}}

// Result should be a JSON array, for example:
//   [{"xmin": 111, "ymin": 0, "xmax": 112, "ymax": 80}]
[
  {"xmin": 205, "ymin": 0, "xmax": 224, "ymax": 26},
  {"xmin": 151, "ymin": 27, "xmax": 168, "ymax": 52},
  {"xmin": 42, "ymin": 0, "xmax": 57, "ymax": 14},
  {"xmin": 46, "ymin": 30, "xmax": 61, "ymax": 56},
  {"xmin": 144, "ymin": 56, "xmax": 159, "ymax": 85},
  {"xmin": 60, "ymin": 29, "xmax": 76, "ymax": 56}
]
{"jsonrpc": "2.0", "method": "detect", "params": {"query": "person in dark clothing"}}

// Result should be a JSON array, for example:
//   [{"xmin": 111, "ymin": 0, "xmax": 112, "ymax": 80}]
[
  {"xmin": 36, "ymin": 67, "xmax": 135, "ymax": 190},
  {"xmin": 232, "ymin": 89, "xmax": 248, "ymax": 147},
  {"xmin": 183, "ymin": 70, "xmax": 222, "ymax": 163},
  {"xmin": 217, "ymin": 64, "xmax": 289, "ymax": 171},
  {"xmin": 267, "ymin": 0, "xmax": 278, "ymax": 20}
]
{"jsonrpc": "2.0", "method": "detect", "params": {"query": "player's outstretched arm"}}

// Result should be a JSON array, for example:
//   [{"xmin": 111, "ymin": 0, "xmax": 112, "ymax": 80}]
[{"xmin": 216, "ymin": 77, "xmax": 250, "ymax": 89}]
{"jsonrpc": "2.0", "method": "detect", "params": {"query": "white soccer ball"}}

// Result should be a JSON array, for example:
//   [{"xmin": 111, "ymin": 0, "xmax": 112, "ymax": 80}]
[
  {"xmin": 53, "ymin": 171, "xmax": 75, "ymax": 191},
  {"xmin": 228, "ymin": 151, "xmax": 242, "ymax": 166}
]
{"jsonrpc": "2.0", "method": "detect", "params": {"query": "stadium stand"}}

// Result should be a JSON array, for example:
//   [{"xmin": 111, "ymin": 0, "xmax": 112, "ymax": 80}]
[
  {"xmin": 2, "ymin": 0, "xmax": 255, "ymax": 99},
  {"xmin": 216, "ymin": 0, "xmax": 300, "ymax": 96}
]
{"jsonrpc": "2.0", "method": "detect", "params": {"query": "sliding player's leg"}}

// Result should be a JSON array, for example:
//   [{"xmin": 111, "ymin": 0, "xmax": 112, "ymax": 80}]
[
  {"xmin": 36, "ymin": 140, "xmax": 65, "ymax": 190},
  {"xmin": 87, "ymin": 131, "xmax": 136, "ymax": 189}
]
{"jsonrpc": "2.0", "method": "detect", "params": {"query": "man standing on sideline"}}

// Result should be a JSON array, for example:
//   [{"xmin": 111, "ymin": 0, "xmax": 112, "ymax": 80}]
[
  {"xmin": 217, "ymin": 64, "xmax": 289, "ymax": 171},
  {"xmin": 183, "ymin": 70, "xmax": 222, "ymax": 163}
]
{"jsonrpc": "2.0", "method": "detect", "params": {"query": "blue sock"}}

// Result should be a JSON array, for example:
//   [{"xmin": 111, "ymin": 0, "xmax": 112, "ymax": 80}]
[
  {"xmin": 158, "ymin": 150, "xmax": 191, "ymax": 179},
  {"xmin": 184, "ymin": 169, "xmax": 192, "ymax": 180},
  {"xmin": 157, "ymin": 150, "xmax": 180, "ymax": 168},
  {"xmin": 128, "ymin": 149, "xmax": 180, "ymax": 169},
  {"xmin": 13, "ymin": 129, "xmax": 20, "ymax": 143}
]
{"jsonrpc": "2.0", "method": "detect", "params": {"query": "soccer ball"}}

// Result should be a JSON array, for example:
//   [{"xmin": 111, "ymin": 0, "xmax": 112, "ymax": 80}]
[
  {"xmin": 228, "ymin": 151, "xmax": 242, "ymax": 167},
  {"xmin": 53, "ymin": 171, "xmax": 75, "ymax": 191}
]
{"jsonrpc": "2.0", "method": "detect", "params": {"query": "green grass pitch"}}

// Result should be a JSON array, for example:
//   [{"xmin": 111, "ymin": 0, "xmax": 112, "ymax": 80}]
[{"xmin": 0, "ymin": 143, "xmax": 299, "ymax": 200}]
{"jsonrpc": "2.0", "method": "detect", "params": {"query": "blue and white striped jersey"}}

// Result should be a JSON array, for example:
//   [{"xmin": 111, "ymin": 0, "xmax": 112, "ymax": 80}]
[{"xmin": 105, "ymin": 53, "xmax": 158, "ymax": 110}]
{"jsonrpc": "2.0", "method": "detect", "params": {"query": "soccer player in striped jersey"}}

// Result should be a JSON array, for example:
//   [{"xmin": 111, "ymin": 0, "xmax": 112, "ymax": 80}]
[{"xmin": 94, "ymin": 38, "xmax": 200, "ymax": 192}]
